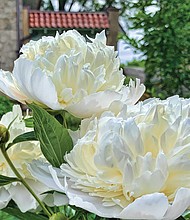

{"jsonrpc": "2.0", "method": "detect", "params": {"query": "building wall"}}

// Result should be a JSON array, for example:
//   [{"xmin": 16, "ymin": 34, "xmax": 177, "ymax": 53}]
[{"xmin": 0, "ymin": 0, "xmax": 20, "ymax": 71}]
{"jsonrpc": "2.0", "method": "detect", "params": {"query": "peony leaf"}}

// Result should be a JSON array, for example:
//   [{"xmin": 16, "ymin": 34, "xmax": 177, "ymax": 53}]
[
  {"xmin": 0, "ymin": 174, "xmax": 18, "ymax": 186},
  {"xmin": 6, "ymin": 131, "xmax": 37, "ymax": 150},
  {"xmin": 2, "ymin": 206, "xmax": 48, "ymax": 220},
  {"xmin": 29, "ymin": 103, "xmax": 73, "ymax": 167}
]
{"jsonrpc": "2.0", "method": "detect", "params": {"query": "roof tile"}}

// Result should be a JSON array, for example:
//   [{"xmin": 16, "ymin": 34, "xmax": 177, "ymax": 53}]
[{"xmin": 28, "ymin": 11, "xmax": 109, "ymax": 29}]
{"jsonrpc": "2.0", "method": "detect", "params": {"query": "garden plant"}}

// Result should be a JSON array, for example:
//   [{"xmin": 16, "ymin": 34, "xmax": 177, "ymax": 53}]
[{"xmin": 0, "ymin": 30, "xmax": 189, "ymax": 220}]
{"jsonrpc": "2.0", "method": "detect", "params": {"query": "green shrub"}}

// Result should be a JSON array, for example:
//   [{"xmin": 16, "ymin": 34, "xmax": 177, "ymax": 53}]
[
  {"xmin": 122, "ymin": 0, "xmax": 190, "ymax": 98},
  {"xmin": 0, "ymin": 96, "xmax": 14, "ymax": 118},
  {"xmin": 127, "ymin": 59, "xmax": 145, "ymax": 68}
]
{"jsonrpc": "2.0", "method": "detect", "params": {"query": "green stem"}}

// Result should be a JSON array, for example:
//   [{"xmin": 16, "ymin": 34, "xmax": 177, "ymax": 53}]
[{"xmin": 1, "ymin": 147, "xmax": 52, "ymax": 218}]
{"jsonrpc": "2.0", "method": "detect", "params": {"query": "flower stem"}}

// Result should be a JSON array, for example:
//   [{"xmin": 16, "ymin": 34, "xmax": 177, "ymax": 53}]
[{"xmin": 1, "ymin": 146, "xmax": 52, "ymax": 218}]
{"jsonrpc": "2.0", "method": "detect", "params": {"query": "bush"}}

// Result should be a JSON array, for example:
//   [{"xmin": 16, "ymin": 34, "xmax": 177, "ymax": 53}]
[
  {"xmin": 127, "ymin": 59, "xmax": 145, "ymax": 68},
  {"xmin": 0, "ymin": 96, "xmax": 14, "ymax": 118},
  {"xmin": 122, "ymin": 0, "xmax": 190, "ymax": 98}
]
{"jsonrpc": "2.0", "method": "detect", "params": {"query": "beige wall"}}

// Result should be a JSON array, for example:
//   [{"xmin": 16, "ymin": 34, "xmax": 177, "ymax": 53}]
[{"xmin": 0, "ymin": 0, "xmax": 19, "ymax": 71}]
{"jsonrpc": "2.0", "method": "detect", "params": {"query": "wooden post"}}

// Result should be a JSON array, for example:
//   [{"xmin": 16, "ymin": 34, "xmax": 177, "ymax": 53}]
[
  {"xmin": 22, "ymin": 7, "xmax": 29, "ymax": 44},
  {"xmin": 107, "ymin": 7, "xmax": 119, "ymax": 50}
]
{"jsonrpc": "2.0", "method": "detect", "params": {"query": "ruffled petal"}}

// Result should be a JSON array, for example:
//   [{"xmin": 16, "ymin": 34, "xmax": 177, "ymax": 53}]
[
  {"xmin": 118, "ymin": 193, "xmax": 168, "ymax": 219},
  {"xmin": 8, "ymin": 179, "xmax": 48, "ymax": 212},
  {"xmin": 163, "ymin": 188, "xmax": 190, "ymax": 220},
  {"xmin": 0, "ymin": 187, "xmax": 11, "ymax": 209},
  {"xmin": 28, "ymin": 160, "xmax": 66, "ymax": 192},
  {"xmin": 53, "ymin": 192, "xmax": 69, "ymax": 206},
  {"xmin": 8, "ymin": 183, "xmax": 38, "ymax": 212},
  {"xmin": 66, "ymin": 181, "xmax": 122, "ymax": 218},
  {"xmin": 65, "ymin": 90, "xmax": 122, "ymax": 118},
  {"xmin": 0, "ymin": 70, "xmax": 27, "ymax": 102},
  {"xmin": 13, "ymin": 58, "xmax": 61, "ymax": 109},
  {"xmin": 66, "ymin": 181, "xmax": 168, "ymax": 219},
  {"xmin": 120, "ymin": 78, "xmax": 146, "ymax": 105}
]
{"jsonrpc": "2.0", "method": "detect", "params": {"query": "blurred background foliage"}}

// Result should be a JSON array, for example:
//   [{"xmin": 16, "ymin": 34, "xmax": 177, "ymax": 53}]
[
  {"xmin": 121, "ymin": 0, "xmax": 190, "ymax": 99},
  {"xmin": 0, "ymin": 96, "xmax": 14, "ymax": 118}
]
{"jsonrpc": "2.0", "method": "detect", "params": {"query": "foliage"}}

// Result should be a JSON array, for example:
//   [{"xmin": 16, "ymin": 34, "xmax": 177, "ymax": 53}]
[
  {"xmin": 64, "ymin": 112, "xmax": 81, "ymax": 131},
  {"xmin": 40, "ymin": 0, "xmax": 128, "ymax": 15},
  {"xmin": 0, "ymin": 96, "xmax": 14, "ymax": 118},
  {"xmin": 0, "ymin": 211, "xmax": 18, "ymax": 220},
  {"xmin": 120, "ymin": 59, "xmax": 145, "ymax": 70},
  {"xmin": 39, "ymin": 0, "xmax": 128, "ymax": 33},
  {"xmin": 6, "ymin": 131, "xmax": 37, "ymax": 150},
  {"xmin": 0, "ymin": 175, "xmax": 18, "ymax": 186},
  {"xmin": 2, "ymin": 207, "xmax": 48, "ymax": 220},
  {"xmin": 122, "ymin": 0, "xmax": 190, "ymax": 99},
  {"xmin": 29, "ymin": 104, "xmax": 73, "ymax": 167},
  {"xmin": 127, "ymin": 59, "xmax": 145, "ymax": 68}
]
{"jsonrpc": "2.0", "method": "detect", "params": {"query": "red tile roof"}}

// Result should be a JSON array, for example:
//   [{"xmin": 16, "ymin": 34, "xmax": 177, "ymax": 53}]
[{"xmin": 29, "ymin": 11, "xmax": 109, "ymax": 29}]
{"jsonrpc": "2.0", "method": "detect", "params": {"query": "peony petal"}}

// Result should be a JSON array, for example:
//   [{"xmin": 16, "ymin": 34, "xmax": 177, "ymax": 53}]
[
  {"xmin": 28, "ymin": 160, "xmax": 66, "ymax": 192},
  {"xmin": 8, "ymin": 183, "xmax": 38, "ymax": 212},
  {"xmin": 118, "ymin": 193, "xmax": 168, "ymax": 219},
  {"xmin": 0, "ymin": 105, "xmax": 23, "ymax": 127},
  {"xmin": 121, "ymin": 78, "xmax": 146, "ymax": 105},
  {"xmin": 0, "ymin": 187, "xmax": 11, "ymax": 209},
  {"xmin": 66, "ymin": 181, "xmax": 122, "ymax": 218},
  {"xmin": 0, "ymin": 70, "xmax": 27, "ymax": 102},
  {"xmin": 43, "ymin": 192, "xmax": 68, "ymax": 207},
  {"xmin": 65, "ymin": 90, "xmax": 122, "ymax": 118},
  {"xmin": 13, "ymin": 58, "xmax": 61, "ymax": 110},
  {"xmin": 163, "ymin": 188, "xmax": 190, "ymax": 220},
  {"xmin": 52, "ymin": 192, "xmax": 69, "ymax": 206}
]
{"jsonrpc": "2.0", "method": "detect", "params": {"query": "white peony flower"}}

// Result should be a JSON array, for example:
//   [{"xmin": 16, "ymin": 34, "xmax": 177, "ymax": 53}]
[
  {"xmin": 0, "ymin": 105, "xmax": 49, "ymax": 212},
  {"xmin": 0, "ymin": 30, "xmax": 145, "ymax": 118},
  {"xmin": 30, "ymin": 96, "xmax": 190, "ymax": 219}
]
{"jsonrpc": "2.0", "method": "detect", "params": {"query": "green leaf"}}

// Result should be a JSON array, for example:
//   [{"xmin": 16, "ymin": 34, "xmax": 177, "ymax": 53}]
[
  {"xmin": 24, "ymin": 117, "xmax": 34, "ymax": 128},
  {"xmin": 183, "ymin": 210, "xmax": 190, "ymax": 219},
  {"xmin": 0, "ymin": 174, "xmax": 18, "ymax": 186},
  {"xmin": 29, "ymin": 103, "xmax": 73, "ymax": 167},
  {"xmin": 6, "ymin": 131, "xmax": 37, "ymax": 150},
  {"xmin": 176, "ymin": 216, "xmax": 186, "ymax": 220},
  {"xmin": 2, "ymin": 206, "xmax": 48, "ymax": 220}
]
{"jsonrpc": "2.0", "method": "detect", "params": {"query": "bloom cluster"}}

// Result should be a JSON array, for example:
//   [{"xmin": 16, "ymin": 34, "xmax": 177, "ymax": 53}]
[
  {"xmin": 0, "ymin": 30, "xmax": 144, "ymax": 118},
  {"xmin": 0, "ymin": 30, "xmax": 189, "ymax": 220},
  {"xmin": 0, "ymin": 105, "xmax": 48, "ymax": 212}
]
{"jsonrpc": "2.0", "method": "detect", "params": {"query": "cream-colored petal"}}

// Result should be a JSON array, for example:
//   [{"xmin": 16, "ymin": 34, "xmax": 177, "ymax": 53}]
[
  {"xmin": 66, "ymin": 181, "xmax": 122, "ymax": 218},
  {"xmin": 118, "ymin": 193, "xmax": 168, "ymax": 219},
  {"xmin": 163, "ymin": 188, "xmax": 190, "ymax": 220},
  {"xmin": 8, "ymin": 183, "xmax": 38, "ymax": 212},
  {"xmin": 0, "ymin": 188, "xmax": 11, "ymax": 209},
  {"xmin": 13, "ymin": 58, "xmax": 61, "ymax": 109},
  {"xmin": 65, "ymin": 90, "xmax": 122, "ymax": 118},
  {"xmin": 120, "ymin": 78, "xmax": 146, "ymax": 105},
  {"xmin": 0, "ymin": 70, "xmax": 27, "ymax": 102},
  {"xmin": 28, "ymin": 160, "xmax": 66, "ymax": 192}
]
